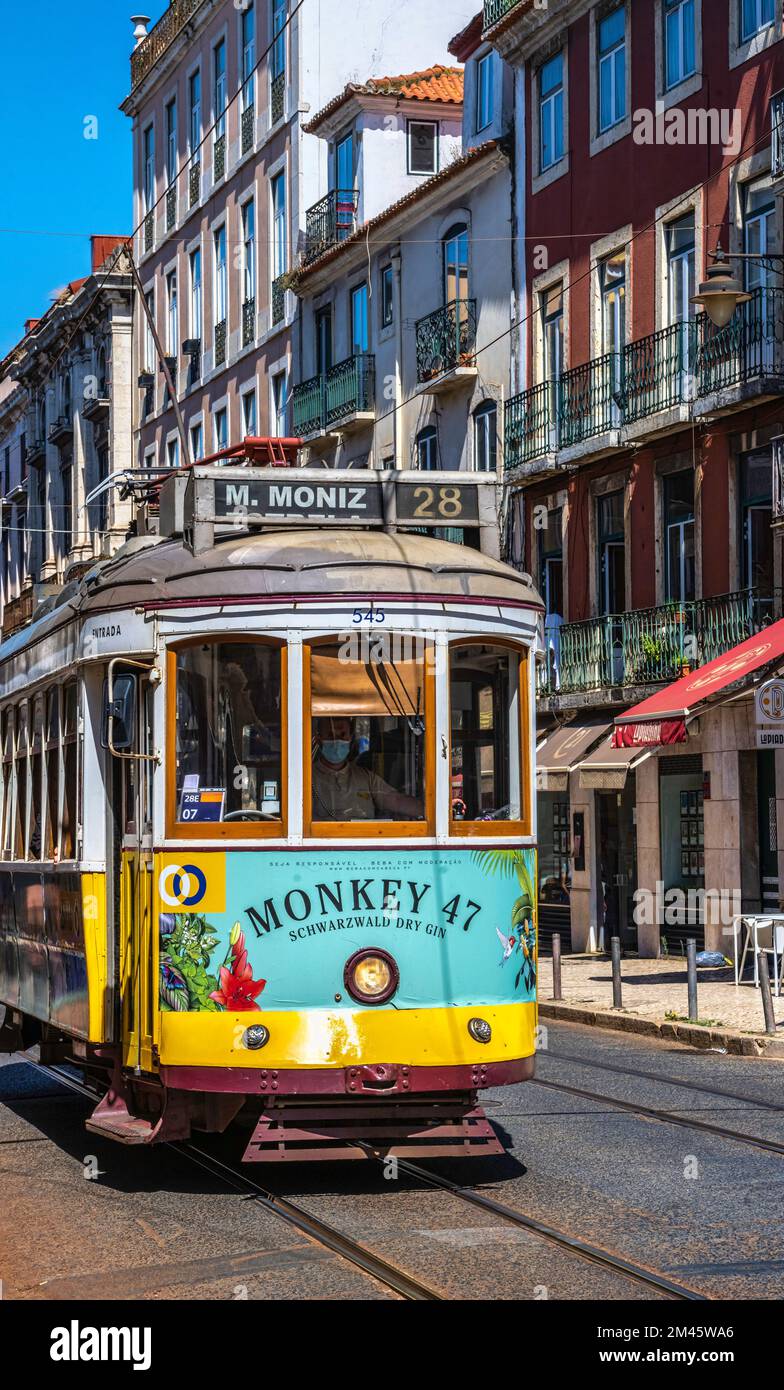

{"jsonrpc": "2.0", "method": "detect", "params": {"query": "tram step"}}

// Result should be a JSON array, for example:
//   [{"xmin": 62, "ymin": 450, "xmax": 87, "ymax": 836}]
[{"xmin": 242, "ymin": 1098, "xmax": 504, "ymax": 1162}]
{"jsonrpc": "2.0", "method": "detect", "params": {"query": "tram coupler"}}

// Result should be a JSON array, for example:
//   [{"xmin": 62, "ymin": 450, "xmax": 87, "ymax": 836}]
[{"xmin": 242, "ymin": 1095, "xmax": 504, "ymax": 1162}]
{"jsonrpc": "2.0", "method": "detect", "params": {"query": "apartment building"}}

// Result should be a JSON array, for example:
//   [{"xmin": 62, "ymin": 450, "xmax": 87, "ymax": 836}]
[
  {"xmin": 0, "ymin": 237, "xmax": 133, "ymax": 634},
  {"xmin": 121, "ymin": 0, "xmax": 479, "ymax": 471},
  {"xmin": 485, "ymin": 0, "xmax": 784, "ymax": 956}
]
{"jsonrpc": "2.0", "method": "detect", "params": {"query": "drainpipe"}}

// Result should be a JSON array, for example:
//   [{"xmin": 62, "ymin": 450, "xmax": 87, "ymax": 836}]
[{"xmin": 392, "ymin": 246, "xmax": 403, "ymax": 470}]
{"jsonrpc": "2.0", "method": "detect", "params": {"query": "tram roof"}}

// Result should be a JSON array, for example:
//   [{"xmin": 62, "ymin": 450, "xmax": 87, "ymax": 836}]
[{"xmin": 0, "ymin": 529, "xmax": 542, "ymax": 665}]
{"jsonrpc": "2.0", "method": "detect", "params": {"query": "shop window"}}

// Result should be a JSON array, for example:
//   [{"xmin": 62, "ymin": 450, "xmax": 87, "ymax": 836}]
[
  {"xmin": 449, "ymin": 643, "xmax": 528, "ymax": 831},
  {"xmin": 539, "ymin": 795, "xmax": 571, "ymax": 905},
  {"xmin": 61, "ymin": 682, "xmax": 78, "ymax": 860},
  {"xmin": 306, "ymin": 639, "xmax": 431, "ymax": 834},
  {"xmin": 172, "ymin": 641, "xmax": 284, "ymax": 835}
]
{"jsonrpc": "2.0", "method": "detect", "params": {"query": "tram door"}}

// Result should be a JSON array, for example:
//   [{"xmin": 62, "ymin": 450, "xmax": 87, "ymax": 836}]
[{"xmin": 113, "ymin": 675, "xmax": 157, "ymax": 1073}]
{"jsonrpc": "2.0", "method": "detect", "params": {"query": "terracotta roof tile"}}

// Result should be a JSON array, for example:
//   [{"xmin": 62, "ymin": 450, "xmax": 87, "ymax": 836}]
[{"xmin": 305, "ymin": 65, "xmax": 463, "ymax": 134}]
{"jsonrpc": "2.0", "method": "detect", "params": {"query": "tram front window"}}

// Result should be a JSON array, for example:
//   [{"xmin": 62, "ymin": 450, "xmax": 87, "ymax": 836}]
[
  {"xmin": 309, "ymin": 641, "xmax": 427, "ymax": 826},
  {"xmin": 174, "ymin": 641, "xmax": 283, "ymax": 824},
  {"xmin": 450, "ymin": 645, "xmax": 524, "ymax": 824}
]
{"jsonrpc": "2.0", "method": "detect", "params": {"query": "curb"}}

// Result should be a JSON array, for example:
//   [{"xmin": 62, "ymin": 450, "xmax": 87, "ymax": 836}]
[{"xmin": 538, "ymin": 1001, "xmax": 784, "ymax": 1058}]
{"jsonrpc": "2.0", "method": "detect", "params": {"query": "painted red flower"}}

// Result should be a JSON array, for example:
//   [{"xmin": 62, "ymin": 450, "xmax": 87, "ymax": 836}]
[{"xmin": 209, "ymin": 928, "xmax": 266, "ymax": 1011}]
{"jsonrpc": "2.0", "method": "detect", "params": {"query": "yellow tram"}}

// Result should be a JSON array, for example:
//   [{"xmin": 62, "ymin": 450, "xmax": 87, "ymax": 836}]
[{"xmin": 0, "ymin": 463, "xmax": 542, "ymax": 1160}]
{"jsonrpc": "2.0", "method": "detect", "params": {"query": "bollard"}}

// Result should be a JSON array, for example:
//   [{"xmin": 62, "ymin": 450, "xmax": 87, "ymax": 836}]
[
  {"xmin": 757, "ymin": 951, "xmax": 777, "ymax": 1037},
  {"xmin": 611, "ymin": 936, "xmax": 623, "ymax": 1009},
  {"xmin": 686, "ymin": 938, "xmax": 698, "ymax": 1022},
  {"xmin": 552, "ymin": 933, "xmax": 562, "ymax": 1001}
]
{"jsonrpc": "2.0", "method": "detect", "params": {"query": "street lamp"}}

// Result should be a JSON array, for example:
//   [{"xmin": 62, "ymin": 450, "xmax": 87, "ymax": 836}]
[{"xmin": 692, "ymin": 241, "xmax": 784, "ymax": 327}]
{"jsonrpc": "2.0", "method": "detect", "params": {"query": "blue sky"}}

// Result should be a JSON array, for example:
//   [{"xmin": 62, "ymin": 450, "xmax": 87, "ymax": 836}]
[{"xmin": 0, "ymin": 1, "xmax": 167, "ymax": 356}]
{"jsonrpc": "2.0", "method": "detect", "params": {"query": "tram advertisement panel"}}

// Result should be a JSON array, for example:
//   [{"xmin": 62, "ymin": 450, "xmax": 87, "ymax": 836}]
[{"xmin": 156, "ymin": 849, "xmax": 536, "ymax": 1014}]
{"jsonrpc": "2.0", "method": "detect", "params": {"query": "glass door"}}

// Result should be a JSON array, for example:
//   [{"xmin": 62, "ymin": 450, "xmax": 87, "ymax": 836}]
[
  {"xmin": 667, "ymin": 214, "xmax": 695, "ymax": 395},
  {"xmin": 744, "ymin": 180, "xmax": 776, "ymax": 372}
]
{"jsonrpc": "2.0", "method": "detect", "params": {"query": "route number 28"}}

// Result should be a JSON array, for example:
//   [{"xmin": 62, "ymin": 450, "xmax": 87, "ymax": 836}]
[{"xmin": 412, "ymin": 486, "xmax": 464, "ymax": 520}]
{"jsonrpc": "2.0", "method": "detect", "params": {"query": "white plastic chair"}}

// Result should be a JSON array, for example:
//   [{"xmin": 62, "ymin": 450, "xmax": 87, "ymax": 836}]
[{"xmin": 753, "ymin": 919, "xmax": 784, "ymax": 997}]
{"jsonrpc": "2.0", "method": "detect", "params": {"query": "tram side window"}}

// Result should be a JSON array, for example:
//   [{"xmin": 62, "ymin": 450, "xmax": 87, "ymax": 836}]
[
  {"xmin": 308, "ymin": 639, "xmax": 428, "ymax": 827},
  {"xmin": 14, "ymin": 702, "xmax": 28, "ymax": 860},
  {"xmin": 449, "ymin": 644, "xmax": 526, "ymax": 825},
  {"xmin": 61, "ymin": 682, "xmax": 78, "ymax": 860},
  {"xmin": 1, "ymin": 709, "xmax": 13, "ymax": 859},
  {"xmin": 45, "ymin": 687, "xmax": 60, "ymax": 860},
  {"xmin": 174, "ymin": 642, "xmax": 283, "ymax": 825},
  {"xmin": 29, "ymin": 695, "xmax": 44, "ymax": 860}
]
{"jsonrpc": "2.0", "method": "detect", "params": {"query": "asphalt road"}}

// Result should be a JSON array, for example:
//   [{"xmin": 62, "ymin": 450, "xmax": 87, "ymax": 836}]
[{"xmin": 1, "ymin": 1021, "xmax": 782, "ymax": 1301}]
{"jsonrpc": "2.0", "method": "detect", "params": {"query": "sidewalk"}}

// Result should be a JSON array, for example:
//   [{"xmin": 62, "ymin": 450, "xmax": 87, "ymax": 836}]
[{"xmin": 537, "ymin": 953, "xmax": 784, "ymax": 1057}]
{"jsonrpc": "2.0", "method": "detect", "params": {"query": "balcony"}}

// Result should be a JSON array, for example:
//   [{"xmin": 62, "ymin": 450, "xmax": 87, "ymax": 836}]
[
  {"xmin": 271, "ymin": 275, "xmax": 287, "ymax": 326},
  {"xmin": 82, "ymin": 394, "xmax": 110, "ymax": 423},
  {"xmin": 26, "ymin": 437, "xmax": 46, "ymax": 466},
  {"xmin": 538, "ymin": 589, "xmax": 767, "ymax": 700},
  {"xmin": 48, "ymin": 415, "xmax": 73, "ymax": 446},
  {"xmin": 483, "ymin": 0, "xmax": 523, "ymax": 28},
  {"xmin": 2, "ymin": 587, "xmax": 34, "ymax": 639},
  {"xmin": 271, "ymin": 70, "xmax": 285, "ymax": 125},
  {"xmin": 131, "ymin": 0, "xmax": 202, "ymax": 89},
  {"xmin": 241, "ymin": 103, "xmax": 255, "ymax": 156},
  {"xmin": 166, "ymin": 184, "xmax": 177, "ymax": 231},
  {"xmin": 213, "ymin": 133, "xmax": 226, "ymax": 183},
  {"xmin": 242, "ymin": 297, "xmax": 256, "ymax": 349},
  {"xmin": 415, "ymin": 299, "xmax": 478, "ymax": 388},
  {"xmin": 189, "ymin": 160, "xmax": 201, "ymax": 208},
  {"xmin": 214, "ymin": 318, "xmax": 227, "ymax": 369},
  {"xmin": 506, "ymin": 289, "xmax": 784, "ymax": 476},
  {"xmin": 143, "ymin": 211, "xmax": 154, "ymax": 254},
  {"xmin": 291, "ymin": 354, "xmax": 375, "ymax": 438},
  {"xmin": 303, "ymin": 189, "xmax": 359, "ymax": 265}
]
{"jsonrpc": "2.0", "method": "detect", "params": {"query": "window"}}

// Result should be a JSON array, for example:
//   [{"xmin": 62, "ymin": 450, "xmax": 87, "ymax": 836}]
[
  {"xmin": 476, "ymin": 53, "xmax": 493, "ymax": 133},
  {"xmin": 538, "ymin": 508, "xmax": 564, "ymax": 618},
  {"xmin": 600, "ymin": 251, "xmax": 626, "ymax": 354},
  {"xmin": 241, "ymin": 1, "xmax": 255, "ymax": 108},
  {"xmin": 1, "ymin": 710, "xmax": 13, "ymax": 858},
  {"xmin": 667, "ymin": 212, "xmax": 695, "ymax": 324},
  {"xmin": 44, "ymin": 688, "xmax": 59, "ymax": 861},
  {"xmin": 449, "ymin": 644, "xmax": 527, "ymax": 829},
  {"xmin": 213, "ymin": 39, "xmax": 227, "ymax": 138},
  {"xmin": 166, "ymin": 270, "xmax": 178, "ymax": 354},
  {"xmin": 772, "ymin": 92, "xmax": 784, "ymax": 177},
  {"xmin": 142, "ymin": 125, "xmax": 155, "ymax": 213},
  {"xmin": 664, "ymin": 470, "xmax": 695, "ymax": 601},
  {"xmin": 740, "ymin": 448, "xmax": 774, "ymax": 619},
  {"xmin": 242, "ymin": 387, "xmax": 257, "ymax": 437},
  {"xmin": 242, "ymin": 201, "xmax": 256, "ymax": 302},
  {"xmin": 271, "ymin": 171, "xmax": 286, "ymax": 280},
  {"xmin": 315, "ymin": 306, "xmax": 332, "ymax": 375},
  {"xmin": 61, "ymin": 682, "xmax": 78, "ymax": 860},
  {"xmin": 61, "ymin": 463, "xmax": 72, "ymax": 553},
  {"xmin": 190, "ymin": 420, "xmax": 204, "ymax": 461},
  {"xmin": 351, "ymin": 284, "xmax": 368, "ymax": 355},
  {"xmin": 271, "ymin": 0, "xmax": 286, "ymax": 80},
  {"xmin": 380, "ymin": 264, "xmax": 394, "ymax": 327},
  {"xmin": 166, "ymin": 98, "xmax": 177, "ymax": 185},
  {"xmin": 306, "ymin": 639, "xmax": 430, "ymax": 833},
  {"xmin": 213, "ymin": 405, "xmax": 228, "ymax": 451},
  {"xmin": 408, "ymin": 121, "xmax": 438, "ymax": 175},
  {"xmin": 272, "ymin": 371, "xmax": 287, "ymax": 435},
  {"xmin": 598, "ymin": 7, "xmax": 626, "ymax": 134},
  {"xmin": 597, "ymin": 490, "xmax": 626, "ymax": 614},
  {"xmin": 744, "ymin": 180, "xmax": 775, "ymax": 289},
  {"xmin": 665, "ymin": 0, "xmax": 696, "ymax": 89},
  {"xmin": 443, "ymin": 224, "xmax": 469, "ymax": 305},
  {"xmin": 166, "ymin": 437, "xmax": 180, "ymax": 469},
  {"xmin": 214, "ymin": 225, "xmax": 227, "ymax": 325},
  {"xmin": 741, "ymin": 0, "xmax": 775, "ymax": 42},
  {"xmin": 189, "ymin": 247, "xmax": 202, "ymax": 339},
  {"xmin": 541, "ymin": 283, "xmax": 564, "ymax": 442},
  {"xmin": 172, "ymin": 640, "xmax": 284, "ymax": 835},
  {"xmin": 14, "ymin": 703, "xmax": 28, "ymax": 860},
  {"xmin": 189, "ymin": 70, "xmax": 201, "ymax": 158},
  {"xmin": 144, "ymin": 289, "xmax": 156, "ymax": 374},
  {"xmin": 474, "ymin": 401, "xmax": 498, "ymax": 472},
  {"xmin": 539, "ymin": 52, "xmax": 564, "ymax": 171},
  {"xmin": 416, "ymin": 426, "xmax": 438, "ymax": 471}
]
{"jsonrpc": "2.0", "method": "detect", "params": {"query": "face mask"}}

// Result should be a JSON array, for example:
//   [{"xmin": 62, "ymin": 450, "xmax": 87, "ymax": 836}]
[{"xmin": 321, "ymin": 739, "xmax": 351, "ymax": 765}]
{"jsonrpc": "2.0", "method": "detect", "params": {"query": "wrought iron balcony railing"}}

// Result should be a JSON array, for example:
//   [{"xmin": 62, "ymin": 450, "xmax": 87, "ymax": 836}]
[
  {"xmin": 271, "ymin": 71, "xmax": 285, "ymax": 125},
  {"xmin": 271, "ymin": 275, "xmax": 286, "ymax": 326},
  {"xmin": 505, "ymin": 288, "xmax": 784, "ymax": 472},
  {"xmin": 131, "ymin": 0, "xmax": 202, "ymax": 88},
  {"xmin": 483, "ymin": 0, "xmax": 523, "ymax": 29},
  {"xmin": 303, "ymin": 189, "xmax": 359, "ymax": 264},
  {"xmin": 241, "ymin": 103, "xmax": 255, "ymax": 155},
  {"xmin": 291, "ymin": 354, "xmax": 375, "ymax": 436},
  {"xmin": 214, "ymin": 318, "xmax": 227, "ymax": 368},
  {"xmin": 213, "ymin": 132, "xmax": 226, "ymax": 183},
  {"xmin": 538, "ymin": 589, "xmax": 767, "ymax": 698},
  {"xmin": 415, "ymin": 298, "xmax": 477, "ymax": 383},
  {"xmin": 143, "ymin": 211, "xmax": 154, "ymax": 254},
  {"xmin": 189, "ymin": 160, "xmax": 201, "ymax": 207},
  {"xmin": 242, "ymin": 297, "xmax": 256, "ymax": 348}
]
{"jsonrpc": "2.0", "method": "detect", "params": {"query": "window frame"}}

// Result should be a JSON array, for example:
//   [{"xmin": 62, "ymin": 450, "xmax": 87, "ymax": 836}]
[
  {"xmin": 539, "ymin": 51, "xmax": 565, "ymax": 173},
  {"xmin": 407, "ymin": 119, "xmax": 439, "ymax": 176},
  {"xmin": 598, "ymin": 5, "xmax": 627, "ymax": 135},
  {"xmin": 664, "ymin": 0, "xmax": 696, "ymax": 90},
  {"xmin": 166, "ymin": 636, "xmax": 288, "ymax": 841},
  {"xmin": 473, "ymin": 400, "xmax": 498, "ymax": 473},
  {"xmin": 302, "ymin": 636, "xmax": 436, "ymax": 840},
  {"xmin": 380, "ymin": 264, "xmax": 394, "ymax": 328},
  {"xmin": 741, "ymin": 0, "xmax": 775, "ymax": 42},
  {"xmin": 448, "ymin": 638, "xmax": 531, "ymax": 839},
  {"xmin": 476, "ymin": 52, "xmax": 494, "ymax": 134}
]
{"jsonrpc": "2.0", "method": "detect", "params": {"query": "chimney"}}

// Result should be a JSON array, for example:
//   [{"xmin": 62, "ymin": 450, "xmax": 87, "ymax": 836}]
[{"xmin": 131, "ymin": 14, "xmax": 150, "ymax": 46}]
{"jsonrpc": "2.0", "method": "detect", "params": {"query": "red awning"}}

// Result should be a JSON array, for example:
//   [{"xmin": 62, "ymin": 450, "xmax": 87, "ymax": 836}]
[{"xmin": 613, "ymin": 619, "xmax": 784, "ymax": 748}]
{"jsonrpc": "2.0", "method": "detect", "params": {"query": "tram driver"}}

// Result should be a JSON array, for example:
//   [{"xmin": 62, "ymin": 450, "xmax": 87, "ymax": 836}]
[{"xmin": 312, "ymin": 717, "xmax": 424, "ymax": 822}]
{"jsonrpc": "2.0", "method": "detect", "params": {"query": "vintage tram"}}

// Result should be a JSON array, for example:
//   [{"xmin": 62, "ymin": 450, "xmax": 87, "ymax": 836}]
[{"xmin": 0, "ymin": 461, "xmax": 542, "ymax": 1160}]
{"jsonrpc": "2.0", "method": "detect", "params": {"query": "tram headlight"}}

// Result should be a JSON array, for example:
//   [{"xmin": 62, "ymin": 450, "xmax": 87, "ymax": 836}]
[
  {"xmin": 242, "ymin": 1024, "xmax": 270, "ymax": 1050},
  {"xmin": 344, "ymin": 949, "xmax": 399, "ymax": 1006},
  {"xmin": 468, "ymin": 1017, "xmax": 492, "ymax": 1044}
]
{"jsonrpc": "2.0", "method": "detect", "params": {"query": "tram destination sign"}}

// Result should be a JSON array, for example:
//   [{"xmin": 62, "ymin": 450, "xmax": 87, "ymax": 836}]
[{"xmin": 177, "ymin": 468, "xmax": 494, "ymax": 551}]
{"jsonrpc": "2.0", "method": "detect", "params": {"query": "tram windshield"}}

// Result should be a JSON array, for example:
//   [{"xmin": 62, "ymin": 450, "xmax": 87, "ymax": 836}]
[
  {"xmin": 450, "ymin": 645, "xmax": 523, "ymax": 822},
  {"xmin": 174, "ymin": 642, "xmax": 283, "ymax": 823},
  {"xmin": 308, "ymin": 640, "xmax": 427, "ymax": 825}
]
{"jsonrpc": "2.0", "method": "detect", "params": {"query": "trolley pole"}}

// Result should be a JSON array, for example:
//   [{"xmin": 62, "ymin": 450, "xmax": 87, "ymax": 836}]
[
  {"xmin": 757, "ymin": 951, "xmax": 778, "ymax": 1037},
  {"xmin": 552, "ymin": 933, "xmax": 562, "ymax": 1001},
  {"xmin": 611, "ymin": 936, "xmax": 623, "ymax": 1009},
  {"xmin": 686, "ymin": 938, "xmax": 698, "ymax": 1023}
]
